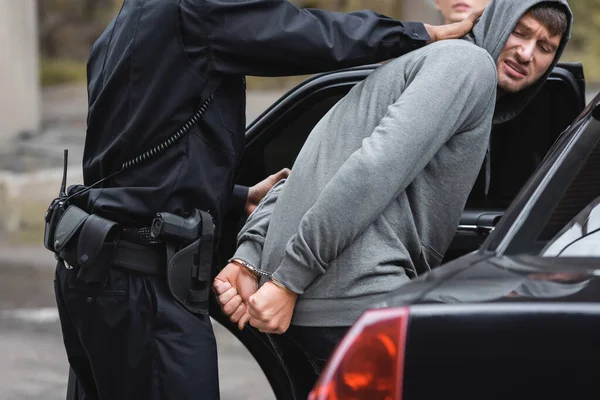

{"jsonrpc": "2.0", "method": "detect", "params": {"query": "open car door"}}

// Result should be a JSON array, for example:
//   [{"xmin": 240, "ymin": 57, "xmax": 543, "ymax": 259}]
[{"xmin": 212, "ymin": 62, "xmax": 586, "ymax": 400}]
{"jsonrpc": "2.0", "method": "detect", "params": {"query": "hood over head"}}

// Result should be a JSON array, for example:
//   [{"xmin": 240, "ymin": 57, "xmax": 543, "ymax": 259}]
[{"xmin": 463, "ymin": 0, "xmax": 573, "ymax": 124}]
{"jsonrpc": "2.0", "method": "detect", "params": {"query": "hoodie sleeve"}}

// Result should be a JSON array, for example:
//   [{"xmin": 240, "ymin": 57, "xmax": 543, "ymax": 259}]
[
  {"xmin": 232, "ymin": 179, "xmax": 286, "ymax": 268},
  {"xmin": 180, "ymin": 0, "xmax": 429, "ymax": 76},
  {"xmin": 272, "ymin": 46, "xmax": 498, "ymax": 293}
]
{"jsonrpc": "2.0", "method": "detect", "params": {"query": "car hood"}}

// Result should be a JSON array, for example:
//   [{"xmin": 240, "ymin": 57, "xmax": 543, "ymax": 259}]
[{"xmin": 375, "ymin": 254, "xmax": 600, "ymax": 308}]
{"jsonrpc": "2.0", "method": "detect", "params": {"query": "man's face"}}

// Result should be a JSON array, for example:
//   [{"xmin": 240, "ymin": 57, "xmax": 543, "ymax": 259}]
[
  {"xmin": 434, "ymin": 0, "xmax": 490, "ymax": 24},
  {"xmin": 497, "ymin": 12, "xmax": 562, "ymax": 95}
]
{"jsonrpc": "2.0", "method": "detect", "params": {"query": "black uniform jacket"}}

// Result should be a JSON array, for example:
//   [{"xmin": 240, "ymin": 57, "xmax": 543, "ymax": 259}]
[{"xmin": 79, "ymin": 0, "xmax": 429, "ymax": 239}]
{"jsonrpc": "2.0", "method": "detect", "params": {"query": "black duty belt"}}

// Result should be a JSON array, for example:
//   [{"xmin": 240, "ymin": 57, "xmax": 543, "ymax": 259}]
[
  {"xmin": 48, "ymin": 204, "xmax": 212, "ymax": 315},
  {"xmin": 121, "ymin": 226, "xmax": 162, "ymax": 244},
  {"xmin": 112, "ymin": 240, "xmax": 165, "ymax": 275}
]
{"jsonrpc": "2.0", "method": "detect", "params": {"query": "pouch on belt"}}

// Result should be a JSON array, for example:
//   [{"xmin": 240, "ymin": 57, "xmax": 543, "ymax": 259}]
[{"xmin": 52, "ymin": 205, "xmax": 120, "ymax": 284}]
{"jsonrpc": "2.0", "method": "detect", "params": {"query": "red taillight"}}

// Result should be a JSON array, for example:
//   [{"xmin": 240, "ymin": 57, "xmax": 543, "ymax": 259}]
[{"xmin": 308, "ymin": 307, "xmax": 409, "ymax": 400}]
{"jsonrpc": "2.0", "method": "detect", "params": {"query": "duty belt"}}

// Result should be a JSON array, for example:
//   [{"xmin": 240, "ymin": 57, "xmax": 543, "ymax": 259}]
[
  {"xmin": 47, "ymin": 203, "xmax": 213, "ymax": 314},
  {"xmin": 112, "ymin": 240, "xmax": 165, "ymax": 276},
  {"xmin": 121, "ymin": 226, "xmax": 163, "ymax": 245}
]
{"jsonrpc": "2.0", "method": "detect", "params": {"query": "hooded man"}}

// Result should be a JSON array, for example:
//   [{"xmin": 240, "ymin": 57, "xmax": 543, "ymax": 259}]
[{"xmin": 215, "ymin": 0, "xmax": 572, "ymax": 394}]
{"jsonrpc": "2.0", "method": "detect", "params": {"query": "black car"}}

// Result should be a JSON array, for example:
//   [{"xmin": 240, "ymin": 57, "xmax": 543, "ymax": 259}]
[
  {"xmin": 309, "ymin": 93, "xmax": 600, "ymax": 400},
  {"xmin": 309, "ymin": 94, "xmax": 600, "ymax": 400},
  {"xmin": 209, "ymin": 63, "xmax": 591, "ymax": 400}
]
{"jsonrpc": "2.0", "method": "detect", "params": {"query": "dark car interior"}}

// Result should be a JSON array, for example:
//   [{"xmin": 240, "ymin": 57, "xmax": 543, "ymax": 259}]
[
  {"xmin": 495, "ymin": 96, "xmax": 600, "ymax": 255},
  {"xmin": 469, "ymin": 66, "xmax": 586, "ymax": 210},
  {"xmin": 538, "ymin": 127, "xmax": 600, "ymax": 241},
  {"xmin": 450, "ymin": 64, "xmax": 586, "ymax": 258},
  {"xmin": 211, "ymin": 63, "xmax": 587, "ymax": 400}
]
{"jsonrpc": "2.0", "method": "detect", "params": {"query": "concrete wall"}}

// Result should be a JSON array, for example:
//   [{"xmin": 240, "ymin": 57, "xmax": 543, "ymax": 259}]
[{"xmin": 0, "ymin": 0, "xmax": 41, "ymax": 143}]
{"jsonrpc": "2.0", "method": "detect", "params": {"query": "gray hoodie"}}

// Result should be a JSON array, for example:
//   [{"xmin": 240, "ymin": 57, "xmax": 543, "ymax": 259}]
[{"xmin": 233, "ymin": 0, "xmax": 573, "ymax": 327}]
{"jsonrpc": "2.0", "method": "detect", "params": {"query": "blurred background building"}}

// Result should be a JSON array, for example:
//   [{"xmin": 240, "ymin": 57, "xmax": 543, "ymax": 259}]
[{"xmin": 0, "ymin": 0, "xmax": 40, "ymax": 145}]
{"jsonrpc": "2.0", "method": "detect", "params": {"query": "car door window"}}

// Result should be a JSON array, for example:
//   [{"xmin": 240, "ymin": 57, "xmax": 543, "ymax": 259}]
[
  {"xmin": 503, "ymin": 112, "xmax": 600, "ymax": 255},
  {"xmin": 547, "ymin": 231, "xmax": 600, "ymax": 257},
  {"xmin": 541, "ymin": 196, "xmax": 600, "ymax": 257},
  {"xmin": 540, "ymin": 142, "xmax": 600, "ymax": 242},
  {"xmin": 466, "ymin": 76, "xmax": 584, "ymax": 209},
  {"xmin": 262, "ymin": 94, "xmax": 344, "ymax": 174},
  {"xmin": 236, "ymin": 87, "xmax": 348, "ymax": 187}
]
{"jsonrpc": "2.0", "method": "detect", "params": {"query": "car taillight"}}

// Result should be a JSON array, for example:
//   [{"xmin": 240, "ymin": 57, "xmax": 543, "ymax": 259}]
[{"xmin": 308, "ymin": 307, "xmax": 409, "ymax": 400}]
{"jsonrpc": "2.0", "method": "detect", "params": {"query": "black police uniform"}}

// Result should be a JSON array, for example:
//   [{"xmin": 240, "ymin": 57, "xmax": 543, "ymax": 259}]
[{"xmin": 53, "ymin": 1, "xmax": 430, "ymax": 399}]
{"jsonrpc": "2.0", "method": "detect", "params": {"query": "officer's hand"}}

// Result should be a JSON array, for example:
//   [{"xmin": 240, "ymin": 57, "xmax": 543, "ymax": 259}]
[
  {"xmin": 248, "ymin": 281, "xmax": 298, "ymax": 334},
  {"xmin": 246, "ymin": 168, "xmax": 290, "ymax": 216},
  {"xmin": 424, "ymin": 8, "xmax": 484, "ymax": 42},
  {"xmin": 214, "ymin": 262, "xmax": 258, "ymax": 329}
]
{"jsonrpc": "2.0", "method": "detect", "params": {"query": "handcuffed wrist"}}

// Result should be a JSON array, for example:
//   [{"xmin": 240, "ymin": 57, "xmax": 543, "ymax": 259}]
[
  {"xmin": 232, "ymin": 241, "xmax": 263, "ymax": 272},
  {"xmin": 269, "ymin": 276, "xmax": 297, "ymax": 295},
  {"xmin": 228, "ymin": 258, "xmax": 260, "ymax": 280}
]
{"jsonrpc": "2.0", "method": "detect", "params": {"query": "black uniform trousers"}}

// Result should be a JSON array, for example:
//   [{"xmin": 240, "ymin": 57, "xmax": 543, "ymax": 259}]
[{"xmin": 54, "ymin": 259, "xmax": 219, "ymax": 400}]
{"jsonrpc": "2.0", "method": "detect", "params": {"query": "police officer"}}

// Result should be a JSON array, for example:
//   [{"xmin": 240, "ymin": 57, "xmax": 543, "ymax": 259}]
[{"xmin": 53, "ymin": 1, "xmax": 481, "ymax": 399}]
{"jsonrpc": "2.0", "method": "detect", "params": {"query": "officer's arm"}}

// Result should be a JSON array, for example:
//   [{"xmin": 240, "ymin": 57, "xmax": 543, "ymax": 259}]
[
  {"xmin": 229, "ymin": 185, "xmax": 249, "ymax": 218},
  {"xmin": 229, "ymin": 168, "xmax": 290, "ymax": 219},
  {"xmin": 179, "ymin": 0, "xmax": 429, "ymax": 76}
]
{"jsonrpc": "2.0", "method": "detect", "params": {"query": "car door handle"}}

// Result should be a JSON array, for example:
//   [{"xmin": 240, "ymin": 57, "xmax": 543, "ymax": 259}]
[
  {"xmin": 457, "ymin": 224, "xmax": 496, "ymax": 235},
  {"xmin": 457, "ymin": 212, "xmax": 504, "ymax": 236}
]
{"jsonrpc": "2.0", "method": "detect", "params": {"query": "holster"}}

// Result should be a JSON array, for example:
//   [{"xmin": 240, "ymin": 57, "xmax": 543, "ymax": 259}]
[
  {"xmin": 46, "ymin": 204, "xmax": 120, "ymax": 285},
  {"xmin": 166, "ymin": 210, "xmax": 214, "ymax": 315}
]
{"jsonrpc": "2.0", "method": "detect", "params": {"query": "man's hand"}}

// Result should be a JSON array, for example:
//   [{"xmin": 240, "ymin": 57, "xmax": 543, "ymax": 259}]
[
  {"xmin": 424, "ymin": 8, "xmax": 484, "ymax": 42},
  {"xmin": 213, "ymin": 262, "xmax": 259, "ymax": 329},
  {"xmin": 246, "ymin": 168, "xmax": 290, "ymax": 216},
  {"xmin": 248, "ymin": 281, "xmax": 298, "ymax": 334}
]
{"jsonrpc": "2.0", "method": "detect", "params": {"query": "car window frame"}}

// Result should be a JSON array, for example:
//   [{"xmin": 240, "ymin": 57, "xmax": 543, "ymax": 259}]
[{"xmin": 485, "ymin": 113, "xmax": 600, "ymax": 256}]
